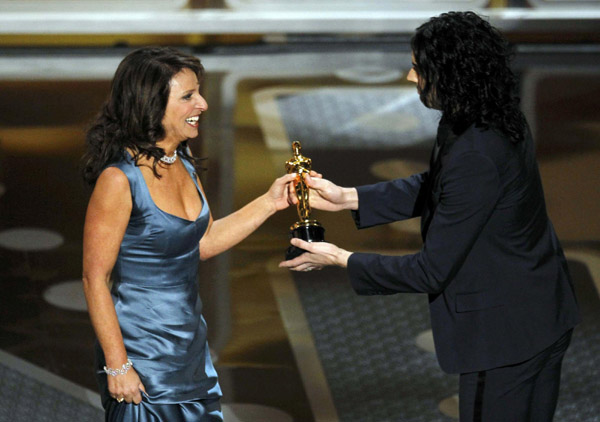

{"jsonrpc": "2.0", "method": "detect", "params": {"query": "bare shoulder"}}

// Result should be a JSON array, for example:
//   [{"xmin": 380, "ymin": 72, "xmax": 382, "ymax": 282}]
[
  {"xmin": 96, "ymin": 166, "xmax": 129, "ymax": 190},
  {"xmin": 89, "ymin": 167, "xmax": 132, "ymax": 211},
  {"xmin": 83, "ymin": 166, "xmax": 132, "ymax": 269}
]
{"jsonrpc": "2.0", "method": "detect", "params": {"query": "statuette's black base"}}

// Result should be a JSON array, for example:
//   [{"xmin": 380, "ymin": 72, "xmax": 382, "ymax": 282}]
[{"xmin": 285, "ymin": 223, "xmax": 325, "ymax": 260}]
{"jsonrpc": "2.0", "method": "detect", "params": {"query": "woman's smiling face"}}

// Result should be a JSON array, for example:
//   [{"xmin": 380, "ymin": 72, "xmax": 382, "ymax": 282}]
[{"xmin": 161, "ymin": 68, "xmax": 208, "ymax": 144}]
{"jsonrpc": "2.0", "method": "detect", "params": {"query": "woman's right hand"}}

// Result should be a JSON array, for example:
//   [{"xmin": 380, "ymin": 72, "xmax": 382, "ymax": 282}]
[
  {"xmin": 304, "ymin": 174, "xmax": 358, "ymax": 212},
  {"xmin": 107, "ymin": 367, "xmax": 147, "ymax": 405}
]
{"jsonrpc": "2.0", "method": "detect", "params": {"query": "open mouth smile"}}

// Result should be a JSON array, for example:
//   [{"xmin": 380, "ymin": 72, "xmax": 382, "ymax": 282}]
[{"xmin": 185, "ymin": 115, "xmax": 200, "ymax": 126}]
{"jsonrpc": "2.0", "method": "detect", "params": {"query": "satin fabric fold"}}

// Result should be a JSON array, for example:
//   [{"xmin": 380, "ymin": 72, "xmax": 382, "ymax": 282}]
[{"xmin": 95, "ymin": 154, "xmax": 222, "ymax": 421}]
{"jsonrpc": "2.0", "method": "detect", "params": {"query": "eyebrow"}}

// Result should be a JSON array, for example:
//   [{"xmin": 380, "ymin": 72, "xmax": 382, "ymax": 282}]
[{"xmin": 181, "ymin": 85, "xmax": 200, "ymax": 94}]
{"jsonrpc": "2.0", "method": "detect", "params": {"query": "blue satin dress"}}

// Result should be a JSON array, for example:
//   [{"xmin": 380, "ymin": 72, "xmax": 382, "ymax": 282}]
[{"xmin": 94, "ymin": 153, "xmax": 223, "ymax": 421}]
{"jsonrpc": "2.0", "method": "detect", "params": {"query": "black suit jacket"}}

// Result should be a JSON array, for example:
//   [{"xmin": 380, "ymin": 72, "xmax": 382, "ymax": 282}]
[{"xmin": 347, "ymin": 123, "xmax": 580, "ymax": 374}]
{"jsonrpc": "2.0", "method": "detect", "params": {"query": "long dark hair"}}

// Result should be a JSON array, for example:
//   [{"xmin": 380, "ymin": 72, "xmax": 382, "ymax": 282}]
[
  {"xmin": 81, "ymin": 46, "xmax": 204, "ymax": 185},
  {"xmin": 411, "ymin": 11, "xmax": 526, "ymax": 142}
]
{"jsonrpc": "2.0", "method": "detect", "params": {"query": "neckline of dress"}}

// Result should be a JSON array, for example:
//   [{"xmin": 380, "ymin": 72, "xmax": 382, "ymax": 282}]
[{"xmin": 127, "ymin": 153, "xmax": 206, "ymax": 224}]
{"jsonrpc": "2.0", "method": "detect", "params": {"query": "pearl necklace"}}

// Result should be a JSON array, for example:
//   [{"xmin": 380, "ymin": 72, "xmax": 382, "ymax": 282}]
[{"xmin": 160, "ymin": 150, "xmax": 178, "ymax": 164}]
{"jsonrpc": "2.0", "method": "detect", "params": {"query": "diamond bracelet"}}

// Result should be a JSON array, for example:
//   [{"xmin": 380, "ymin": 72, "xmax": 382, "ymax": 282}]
[{"xmin": 103, "ymin": 359, "xmax": 133, "ymax": 377}]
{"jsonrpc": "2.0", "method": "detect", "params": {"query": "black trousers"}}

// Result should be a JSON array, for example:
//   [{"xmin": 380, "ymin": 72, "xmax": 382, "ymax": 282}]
[{"xmin": 459, "ymin": 329, "xmax": 573, "ymax": 422}]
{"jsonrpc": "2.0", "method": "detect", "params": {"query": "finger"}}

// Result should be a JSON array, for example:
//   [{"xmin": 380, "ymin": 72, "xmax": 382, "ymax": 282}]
[
  {"xmin": 132, "ymin": 391, "xmax": 142, "ymax": 405},
  {"xmin": 304, "ymin": 174, "xmax": 324, "ymax": 189},
  {"xmin": 284, "ymin": 173, "xmax": 297, "ymax": 183},
  {"xmin": 283, "ymin": 262, "xmax": 315, "ymax": 272},
  {"xmin": 289, "ymin": 187, "xmax": 298, "ymax": 205},
  {"xmin": 139, "ymin": 382, "xmax": 147, "ymax": 394},
  {"xmin": 278, "ymin": 253, "xmax": 311, "ymax": 269},
  {"xmin": 290, "ymin": 238, "xmax": 312, "ymax": 250},
  {"xmin": 278, "ymin": 260, "xmax": 290, "ymax": 268},
  {"xmin": 278, "ymin": 174, "xmax": 297, "ymax": 194}
]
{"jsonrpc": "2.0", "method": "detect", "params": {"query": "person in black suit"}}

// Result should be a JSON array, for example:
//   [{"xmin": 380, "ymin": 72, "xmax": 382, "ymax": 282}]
[{"xmin": 280, "ymin": 11, "xmax": 580, "ymax": 422}]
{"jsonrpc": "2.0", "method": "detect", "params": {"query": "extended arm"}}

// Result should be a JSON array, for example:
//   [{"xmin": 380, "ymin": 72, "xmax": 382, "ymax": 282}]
[
  {"xmin": 302, "ymin": 171, "xmax": 428, "ymax": 226},
  {"xmin": 82, "ymin": 167, "xmax": 146, "ymax": 404},
  {"xmin": 352, "ymin": 171, "xmax": 429, "ymax": 228},
  {"xmin": 301, "ymin": 173, "xmax": 359, "ymax": 212},
  {"xmin": 199, "ymin": 173, "xmax": 296, "ymax": 260},
  {"xmin": 349, "ymin": 152, "xmax": 500, "ymax": 294},
  {"xmin": 281, "ymin": 153, "xmax": 500, "ymax": 294}
]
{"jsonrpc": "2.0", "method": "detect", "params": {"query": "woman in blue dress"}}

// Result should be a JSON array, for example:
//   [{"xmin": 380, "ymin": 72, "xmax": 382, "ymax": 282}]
[{"xmin": 81, "ymin": 47, "xmax": 296, "ymax": 421}]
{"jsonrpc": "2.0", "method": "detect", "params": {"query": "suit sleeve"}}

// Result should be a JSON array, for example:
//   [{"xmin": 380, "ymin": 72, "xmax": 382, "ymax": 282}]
[
  {"xmin": 347, "ymin": 152, "xmax": 501, "ymax": 295},
  {"xmin": 352, "ymin": 171, "xmax": 429, "ymax": 228}
]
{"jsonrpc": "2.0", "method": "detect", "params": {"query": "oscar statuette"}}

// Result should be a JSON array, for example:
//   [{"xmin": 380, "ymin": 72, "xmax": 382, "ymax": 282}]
[{"xmin": 285, "ymin": 141, "xmax": 325, "ymax": 260}]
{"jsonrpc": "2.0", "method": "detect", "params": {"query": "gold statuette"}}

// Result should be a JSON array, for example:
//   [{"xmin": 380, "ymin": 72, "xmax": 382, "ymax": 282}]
[{"xmin": 285, "ymin": 141, "xmax": 325, "ymax": 260}]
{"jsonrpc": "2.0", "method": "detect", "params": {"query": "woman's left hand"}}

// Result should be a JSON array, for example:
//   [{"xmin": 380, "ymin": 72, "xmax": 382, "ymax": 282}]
[
  {"xmin": 279, "ymin": 238, "xmax": 353, "ymax": 271},
  {"xmin": 267, "ymin": 173, "xmax": 300, "ymax": 212}
]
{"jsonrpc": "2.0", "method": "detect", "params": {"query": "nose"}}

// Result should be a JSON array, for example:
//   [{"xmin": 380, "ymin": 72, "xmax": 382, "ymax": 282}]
[
  {"xmin": 196, "ymin": 94, "xmax": 208, "ymax": 112},
  {"xmin": 407, "ymin": 68, "xmax": 418, "ymax": 84}
]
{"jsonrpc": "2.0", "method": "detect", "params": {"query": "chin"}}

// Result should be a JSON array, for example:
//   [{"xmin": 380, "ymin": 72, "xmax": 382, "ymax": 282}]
[{"xmin": 184, "ymin": 127, "xmax": 198, "ymax": 136}]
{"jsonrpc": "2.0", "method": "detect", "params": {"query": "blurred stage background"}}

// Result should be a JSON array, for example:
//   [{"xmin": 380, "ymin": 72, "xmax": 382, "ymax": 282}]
[{"xmin": 0, "ymin": 1, "xmax": 599, "ymax": 421}]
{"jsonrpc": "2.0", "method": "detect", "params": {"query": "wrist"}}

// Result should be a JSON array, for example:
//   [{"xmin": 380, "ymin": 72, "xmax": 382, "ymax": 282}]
[
  {"xmin": 262, "ymin": 193, "xmax": 277, "ymax": 216},
  {"xmin": 337, "ymin": 250, "xmax": 353, "ymax": 268},
  {"xmin": 342, "ymin": 188, "xmax": 359, "ymax": 211},
  {"xmin": 103, "ymin": 358, "xmax": 133, "ymax": 377},
  {"xmin": 105, "ymin": 351, "xmax": 129, "ymax": 369}
]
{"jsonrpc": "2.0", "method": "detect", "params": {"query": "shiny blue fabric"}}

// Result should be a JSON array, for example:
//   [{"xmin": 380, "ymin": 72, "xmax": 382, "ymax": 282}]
[{"xmin": 95, "ymin": 153, "xmax": 222, "ymax": 422}]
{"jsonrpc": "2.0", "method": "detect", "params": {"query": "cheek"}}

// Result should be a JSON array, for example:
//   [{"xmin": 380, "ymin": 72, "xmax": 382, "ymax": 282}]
[
  {"xmin": 162, "ymin": 107, "xmax": 175, "ymax": 123},
  {"xmin": 164, "ymin": 107, "xmax": 184, "ymax": 126}
]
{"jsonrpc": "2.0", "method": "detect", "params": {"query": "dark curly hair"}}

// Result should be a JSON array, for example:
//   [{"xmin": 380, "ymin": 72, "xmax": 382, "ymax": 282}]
[
  {"xmin": 81, "ymin": 46, "xmax": 204, "ymax": 185},
  {"xmin": 411, "ymin": 11, "xmax": 526, "ymax": 142}
]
